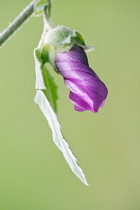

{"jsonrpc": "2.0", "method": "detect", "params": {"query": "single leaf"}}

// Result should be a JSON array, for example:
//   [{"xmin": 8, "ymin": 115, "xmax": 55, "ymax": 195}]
[
  {"xmin": 34, "ymin": 90, "xmax": 88, "ymax": 186},
  {"xmin": 43, "ymin": 1, "xmax": 51, "ymax": 19},
  {"xmin": 35, "ymin": 48, "xmax": 58, "ymax": 112},
  {"xmin": 34, "ymin": 0, "xmax": 49, "ymax": 14},
  {"xmin": 42, "ymin": 65, "xmax": 58, "ymax": 113}
]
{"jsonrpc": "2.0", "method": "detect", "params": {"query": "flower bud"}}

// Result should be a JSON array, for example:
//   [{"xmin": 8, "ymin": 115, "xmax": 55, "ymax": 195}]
[
  {"xmin": 41, "ymin": 25, "xmax": 108, "ymax": 112},
  {"xmin": 55, "ymin": 46, "xmax": 108, "ymax": 113}
]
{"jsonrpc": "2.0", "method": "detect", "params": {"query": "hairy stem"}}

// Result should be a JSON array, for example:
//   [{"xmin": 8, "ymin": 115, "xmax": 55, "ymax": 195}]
[
  {"xmin": 0, "ymin": 0, "xmax": 38, "ymax": 47},
  {"xmin": 38, "ymin": 6, "xmax": 53, "ymax": 49}
]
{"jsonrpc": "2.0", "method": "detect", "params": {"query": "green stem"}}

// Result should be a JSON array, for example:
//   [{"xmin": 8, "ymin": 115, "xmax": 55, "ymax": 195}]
[
  {"xmin": 38, "ymin": 6, "xmax": 53, "ymax": 49},
  {"xmin": 43, "ymin": 5, "xmax": 53, "ymax": 30},
  {"xmin": 0, "ymin": 0, "xmax": 38, "ymax": 47}
]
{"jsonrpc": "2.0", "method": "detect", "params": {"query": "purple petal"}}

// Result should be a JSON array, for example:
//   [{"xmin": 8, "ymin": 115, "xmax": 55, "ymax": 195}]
[
  {"xmin": 69, "ymin": 91, "xmax": 91, "ymax": 112},
  {"xmin": 55, "ymin": 46, "xmax": 108, "ymax": 113}
]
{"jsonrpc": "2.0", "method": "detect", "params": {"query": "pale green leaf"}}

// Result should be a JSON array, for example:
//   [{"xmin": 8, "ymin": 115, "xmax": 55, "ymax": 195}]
[
  {"xmin": 34, "ymin": 90, "xmax": 89, "ymax": 186},
  {"xmin": 34, "ymin": 0, "xmax": 50, "ymax": 16},
  {"xmin": 34, "ymin": 49, "xmax": 46, "ymax": 89}
]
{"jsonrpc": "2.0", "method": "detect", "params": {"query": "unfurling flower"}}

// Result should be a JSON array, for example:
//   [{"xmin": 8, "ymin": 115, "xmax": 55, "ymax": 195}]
[{"xmin": 55, "ymin": 46, "xmax": 108, "ymax": 113}]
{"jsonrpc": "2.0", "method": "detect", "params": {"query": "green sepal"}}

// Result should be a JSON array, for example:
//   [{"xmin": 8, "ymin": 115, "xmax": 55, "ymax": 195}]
[
  {"xmin": 74, "ymin": 31, "xmax": 86, "ymax": 46},
  {"xmin": 42, "ymin": 65, "xmax": 58, "ymax": 113},
  {"xmin": 74, "ymin": 31, "xmax": 95, "ymax": 51},
  {"xmin": 44, "ymin": 26, "xmax": 77, "ymax": 45},
  {"xmin": 44, "ymin": 26, "xmax": 95, "ymax": 51}
]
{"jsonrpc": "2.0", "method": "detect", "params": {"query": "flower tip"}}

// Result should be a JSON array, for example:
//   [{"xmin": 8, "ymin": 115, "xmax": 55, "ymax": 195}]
[
  {"xmin": 93, "ymin": 108, "xmax": 99, "ymax": 113},
  {"xmin": 93, "ymin": 100, "xmax": 106, "ymax": 113}
]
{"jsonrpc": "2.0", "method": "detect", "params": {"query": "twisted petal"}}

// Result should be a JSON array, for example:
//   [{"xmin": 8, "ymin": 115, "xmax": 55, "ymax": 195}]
[{"xmin": 56, "ymin": 46, "xmax": 108, "ymax": 113}]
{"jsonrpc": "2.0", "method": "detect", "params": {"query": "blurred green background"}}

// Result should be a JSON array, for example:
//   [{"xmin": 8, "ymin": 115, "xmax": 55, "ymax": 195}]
[{"xmin": 0, "ymin": 0, "xmax": 140, "ymax": 209}]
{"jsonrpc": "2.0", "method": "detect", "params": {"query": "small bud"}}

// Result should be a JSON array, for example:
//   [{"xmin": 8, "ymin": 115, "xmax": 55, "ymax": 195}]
[
  {"xmin": 44, "ymin": 25, "xmax": 94, "ymax": 50},
  {"xmin": 44, "ymin": 26, "xmax": 76, "ymax": 45}
]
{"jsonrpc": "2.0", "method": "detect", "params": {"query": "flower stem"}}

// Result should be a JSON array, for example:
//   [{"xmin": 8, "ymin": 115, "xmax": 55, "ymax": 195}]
[
  {"xmin": 0, "ymin": 0, "xmax": 38, "ymax": 47},
  {"xmin": 38, "ymin": 6, "xmax": 53, "ymax": 49},
  {"xmin": 43, "ymin": 5, "xmax": 53, "ymax": 30}
]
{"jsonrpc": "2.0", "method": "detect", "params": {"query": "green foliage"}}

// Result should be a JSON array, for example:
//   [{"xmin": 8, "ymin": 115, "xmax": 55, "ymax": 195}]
[
  {"xmin": 41, "ymin": 45, "xmax": 50, "ymax": 64},
  {"xmin": 42, "ymin": 66, "xmax": 58, "ymax": 113},
  {"xmin": 35, "ymin": 48, "xmax": 58, "ymax": 113}
]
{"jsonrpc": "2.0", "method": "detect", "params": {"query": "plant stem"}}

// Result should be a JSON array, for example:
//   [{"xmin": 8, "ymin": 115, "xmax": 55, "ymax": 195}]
[
  {"xmin": 0, "ymin": 0, "xmax": 38, "ymax": 47},
  {"xmin": 38, "ymin": 6, "xmax": 53, "ymax": 49},
  {"xmin": 43, "ymin": 5, "xmax": 53, "ymax": 30}
]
